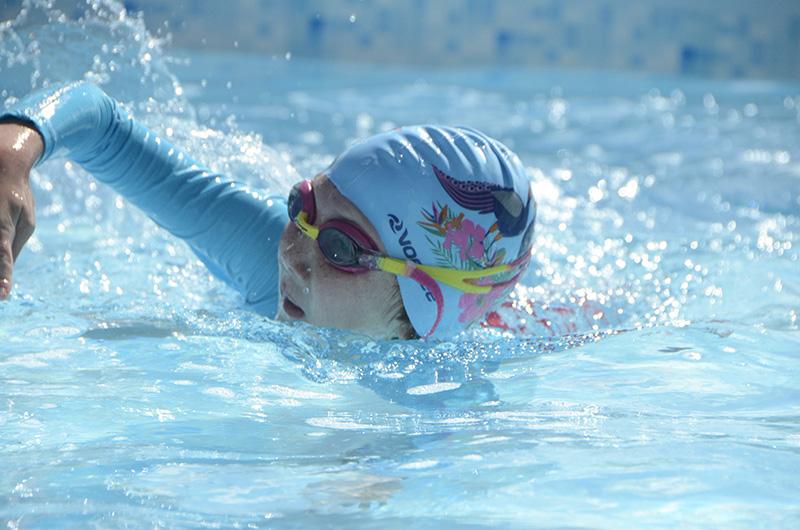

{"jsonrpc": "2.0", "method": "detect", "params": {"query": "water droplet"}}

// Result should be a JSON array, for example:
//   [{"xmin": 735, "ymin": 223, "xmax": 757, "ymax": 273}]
[{"xmin": 743, "ymin": 103, "xmax": 758, "ymax": 117}]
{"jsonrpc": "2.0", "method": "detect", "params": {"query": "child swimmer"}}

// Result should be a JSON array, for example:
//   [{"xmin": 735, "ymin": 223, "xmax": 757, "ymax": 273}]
[{"xmin": 0, "ymin": 82, "xmax": 536, "ymax": 340}]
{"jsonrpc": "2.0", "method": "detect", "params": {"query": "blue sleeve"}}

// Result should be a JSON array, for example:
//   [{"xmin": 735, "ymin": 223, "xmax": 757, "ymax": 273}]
[{"xmin": 0, "ymin": 81, "xmax": 287, "ymax": 317}]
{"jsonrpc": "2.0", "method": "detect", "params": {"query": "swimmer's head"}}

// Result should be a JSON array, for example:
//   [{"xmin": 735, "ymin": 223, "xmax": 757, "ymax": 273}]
[
  {"xmin": 321, "ymin": 125, "xmax": 536, "ymax": 339},
  {"xmin": 276, "ymin": 173, "xmax": 410, "ymax": 338}
]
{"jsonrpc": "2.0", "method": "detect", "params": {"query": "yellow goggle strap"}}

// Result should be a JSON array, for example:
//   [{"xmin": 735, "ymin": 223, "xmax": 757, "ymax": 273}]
[
  {"xmin": 376, "ymin": 256, "xmax": 513, "ymax": 294},
  {"xmin": 295, "ymin": 212, "xmax": 319, "ymax": 239},
  {"xmin": 295, "ymin": 211, "xmax": 522, "ymax": 295}
]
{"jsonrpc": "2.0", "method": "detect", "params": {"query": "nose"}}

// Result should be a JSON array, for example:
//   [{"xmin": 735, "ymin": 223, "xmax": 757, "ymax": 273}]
[{"xmin": 280, "ymin": 221, "xmax": 313, "ymax": 282}]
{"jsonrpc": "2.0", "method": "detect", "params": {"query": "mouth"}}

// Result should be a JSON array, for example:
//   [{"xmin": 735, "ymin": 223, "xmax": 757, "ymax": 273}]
[
  {"xmin": 278, "ymin": 266, "xmax": 306, "ymax": 320},
  {"xmin": 282, "ymin": 295, "xmax": 305, "ymax": 319}
]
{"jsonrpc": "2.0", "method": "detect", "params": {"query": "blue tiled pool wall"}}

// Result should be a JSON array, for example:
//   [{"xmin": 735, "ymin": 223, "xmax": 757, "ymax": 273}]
[{"xmin": 3, "ymin": 0, "xmax": 800, "ymax": 79}]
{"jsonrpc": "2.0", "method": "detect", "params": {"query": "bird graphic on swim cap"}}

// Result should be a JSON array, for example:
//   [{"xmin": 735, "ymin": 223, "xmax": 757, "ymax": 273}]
[{"xmin": 433, "ymin": 165, "xmax": 533, "ymax": 238}]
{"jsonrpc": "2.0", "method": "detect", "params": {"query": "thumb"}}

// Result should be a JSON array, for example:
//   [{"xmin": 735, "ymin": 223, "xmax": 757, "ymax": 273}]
[{"xmin": 0, "ymin": 225, "xmax": 15, "ymax": 300}]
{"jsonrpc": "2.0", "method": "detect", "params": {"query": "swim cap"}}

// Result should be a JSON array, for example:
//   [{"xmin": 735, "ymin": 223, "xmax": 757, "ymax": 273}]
[{"xmin": 327, "ymin": 125, "xmax": 536, "ymax": 338}]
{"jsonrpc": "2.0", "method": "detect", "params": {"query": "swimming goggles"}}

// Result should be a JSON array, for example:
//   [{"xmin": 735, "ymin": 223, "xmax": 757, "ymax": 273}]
[{"xmin": 287, "ymin": 179, "xmax": 524, "ymax": 295}]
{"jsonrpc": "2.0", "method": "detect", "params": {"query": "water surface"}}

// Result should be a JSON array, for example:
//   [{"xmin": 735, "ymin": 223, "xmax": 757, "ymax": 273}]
[{"xmin": 1, "ymin": 2, "xmax": 799, "ymax": 528}]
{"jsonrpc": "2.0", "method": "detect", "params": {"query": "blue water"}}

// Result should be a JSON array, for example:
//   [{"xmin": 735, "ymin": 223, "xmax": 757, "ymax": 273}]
[{"xmin": 1, "ymin": 2, "xmax": 799, "ymax": 528}]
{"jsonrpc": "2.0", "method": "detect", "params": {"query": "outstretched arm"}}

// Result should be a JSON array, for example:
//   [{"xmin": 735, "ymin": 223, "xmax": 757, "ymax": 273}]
[{"xmin": 0, "ymin": 81, "xmax": 287, "ymax": 316}]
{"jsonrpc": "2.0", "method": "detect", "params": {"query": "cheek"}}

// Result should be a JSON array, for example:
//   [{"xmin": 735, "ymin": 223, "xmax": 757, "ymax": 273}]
[
  {"xmin": 311, "ymin": 270, "xmax": 394, "ymax": 327},
  {"xmin": 279, "ymin": 224, "xmax": 395, "ymax": 332},
  {"xmin": 310, "ymin": 269, "xmax": 357, "ymax": 310}
]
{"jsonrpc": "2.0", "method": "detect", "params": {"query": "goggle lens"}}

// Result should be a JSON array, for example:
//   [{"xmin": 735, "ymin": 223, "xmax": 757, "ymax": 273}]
[
  {"xmin": 318, "ymin": 227, "xmax": 360, "ymax": 268},
  {"xmin": 287, "ymin": 180, "xmax": 372, "ymax": 272},
  {"xmin": 287, "ymin": 181, "xmax": 316, "ymax": 224},
  {"xmin": 287, "ymin": 185, "xmax": 303, "ymax": 221}
]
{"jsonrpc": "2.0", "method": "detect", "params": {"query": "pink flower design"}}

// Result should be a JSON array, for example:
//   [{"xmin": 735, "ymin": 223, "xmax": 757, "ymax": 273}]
[
  {"xmin": 443, "ymin": 218, "xmax": 485, "ymax": 262},
  {"xmin": 456, "ymin": 252, "xmax": 532, "ymax": 325},
  {"xmin": 457, "ymin": 283, "xmax": 512, "ymax": 324}
]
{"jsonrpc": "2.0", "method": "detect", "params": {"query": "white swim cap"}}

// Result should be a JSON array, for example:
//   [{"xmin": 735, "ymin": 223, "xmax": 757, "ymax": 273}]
[{"xmin": 327, "ymin": 125, "xmax": 536, "ymax": 338}]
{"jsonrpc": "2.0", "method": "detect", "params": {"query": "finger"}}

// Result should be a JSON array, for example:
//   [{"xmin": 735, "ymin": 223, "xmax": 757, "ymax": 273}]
[
  {"xmin": 11, "ymin": 211, "xmax": 35, "ymax": 261},
  {"xmin": 0, "ymin": 225, "xmax": 15, "ymax": 300}
]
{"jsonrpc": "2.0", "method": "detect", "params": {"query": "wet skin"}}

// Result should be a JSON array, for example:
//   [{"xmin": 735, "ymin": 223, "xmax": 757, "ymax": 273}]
[
  {"xmin": 276, "ymin": 174, "xmax": 405, "ymax": 338},
  {"xmin": 0, "ymin": 121, "xmax": 41, "ymax": 300}
]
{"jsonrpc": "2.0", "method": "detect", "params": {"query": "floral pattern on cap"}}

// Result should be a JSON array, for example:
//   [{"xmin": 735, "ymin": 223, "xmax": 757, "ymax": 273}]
[
  {"xmin": 418, "ymin": 201, "xmax": 530, "ymax": 326},
  {"xmin": 418, "ymin": 202, "xmax": 506, "ymax": 270}
]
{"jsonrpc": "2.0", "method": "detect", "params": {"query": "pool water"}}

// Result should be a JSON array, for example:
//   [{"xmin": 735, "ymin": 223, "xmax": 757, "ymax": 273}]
[{"xmin": 1, "ymin": 2, "xmax": 799, "ymax": 528}]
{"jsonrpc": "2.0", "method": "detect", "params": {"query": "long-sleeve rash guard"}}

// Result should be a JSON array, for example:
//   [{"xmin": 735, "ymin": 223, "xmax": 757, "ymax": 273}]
[{"xmin": 0, "ymin": 81, "xmax": 287, "ymax": 316}]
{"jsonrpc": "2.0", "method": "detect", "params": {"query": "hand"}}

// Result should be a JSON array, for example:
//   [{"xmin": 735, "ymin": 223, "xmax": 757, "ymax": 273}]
[{"xmin": 0, "ymin": 120, "xmax": 43, "ymax": 300}]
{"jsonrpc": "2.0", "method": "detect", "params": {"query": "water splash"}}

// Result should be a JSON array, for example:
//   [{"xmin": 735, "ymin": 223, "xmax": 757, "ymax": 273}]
[
  {"xmin": 1, "ymin": 0, "xmax": 299, "ymax": 330},
  {"xmin": 2, "ymin": 0, "xmax": 798, "ymax": 400}
]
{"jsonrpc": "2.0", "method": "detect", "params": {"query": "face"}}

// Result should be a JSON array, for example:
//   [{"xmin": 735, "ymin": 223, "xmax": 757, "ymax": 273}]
[{"xmin": 276, "ymin": 174, "xmax": 406, "ymax": 338}]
